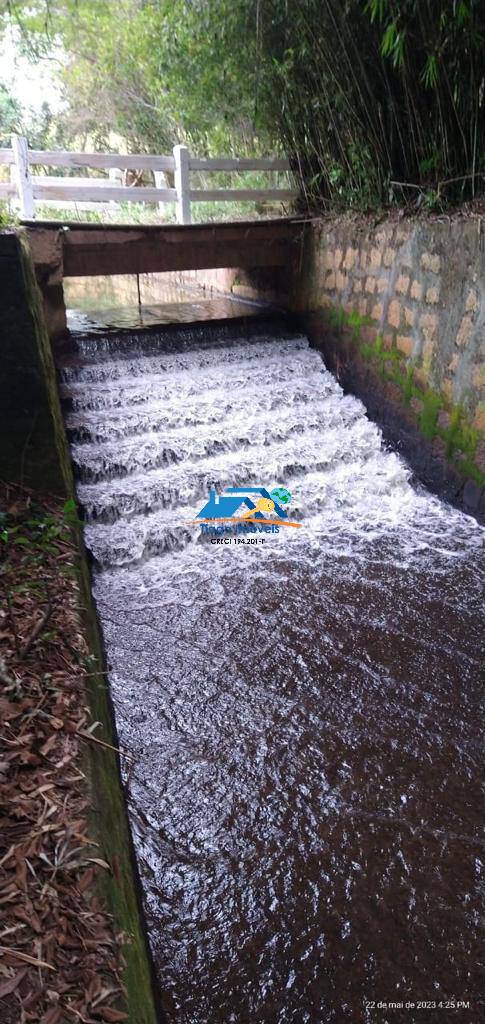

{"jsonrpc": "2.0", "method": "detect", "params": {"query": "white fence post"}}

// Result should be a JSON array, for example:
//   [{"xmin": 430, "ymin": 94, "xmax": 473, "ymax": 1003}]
[
  {"xmin": 154, "ymin": 170, "xmax": 169, "ymax": 215},
  {"xmin": 173, "ymin": 144, "xmax": 191, "ymax": 224},
  {"xmin": 11, "ymin": 134, "xmax": 35, "ymax": 219},
  {"xmin": 108, "ymin": 167, "xmax": 123, "ymax": 186},
  {"xmin": 108, "ymin": 166, "xmax": 123, "ymax": 208}
]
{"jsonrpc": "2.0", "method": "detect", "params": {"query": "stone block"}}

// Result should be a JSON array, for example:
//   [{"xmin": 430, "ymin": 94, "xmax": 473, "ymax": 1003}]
[
  {"xmin": 448, "ymin": 353, "xmax": 459, "ymax": 373},
  {"xmin": 365, "ymin": 277, "xmax": 376, "ymax": 294},
  {"xmin": 426, "ymin": 286, "xmax": 440, "ymax": 305},
  {"xmin": 422, "ymin": 341, "xmax": 433, "ymax": 368},
  {"xmin": 463, "ymin": 479, "xmax": 482, "ymax": 511},
  {"xmin": 397, "ymin": 334, "xmax": 414, "ymax": 357},
  {"xmin": 383, "ymin": 247, "xmax": 396, "ymax": 267},
  {"xmin": 474, "ymin": 440, "xmax": 485, "ymax": 472},
  {"xmin": 323, "ymin": 251, "xmax": 334, "ymax": 270},
  {"xmin": 465, "ymin": 290, "xmax": 479, "ymax": 313},
  {"xmin": 404, "ymin": 306, "xmax": 415, "ymax": 326},
  {"xmin": 410, "ymin": 280, "xmax": 423, "ymax": 301},
  {"xmin": 413, "ymin": 367, "xmax": 428, "ymax": 390},
  {"xmin": 432, "ymin": 436, "xmax": 448, "ymax": 459},
  {"xmin": 421, "ymin": 252, "xmax": 441, "ymax": 274},
  {"xmin": 472, "ymin": 405, "xmax": 485, "ymax": 431},
  {"xmin": 371, "ymin": 302, "xmax": 383, "ymax": 322},
  {"xmin": 396, "ymin": 275, "xmax": 410, "ymax": 295},
  {"xmin": 376, "ymin": 276, "xmax": 388, "ymax": 293},
  {"xmin": 472, "ymin": 365, "xmax": 485, "ymax": 389},
  {"xmin": 388, "ymin": 299, "xmax": 402, "ymax": 328},
  {"xmin": 420, "ymin": 312, "xmax": 438, "ymax": 347},
  {"xmin": 384, "ymin": 381, "xmax": 403, "ymax": 405},
  {"xmin": 343, "ymin": 247, "xmax": 358, "ymax": 270},
  {"xmin": 369, "ymin": 247, "xmax": 382, "ymax": 269},
  {"xmin": 361, "ymin": 325, "xmax": 376, "ymax": 345},
  {"xmin": 456, "ymin": 314, "xmax": 473, "ymax": 347}
]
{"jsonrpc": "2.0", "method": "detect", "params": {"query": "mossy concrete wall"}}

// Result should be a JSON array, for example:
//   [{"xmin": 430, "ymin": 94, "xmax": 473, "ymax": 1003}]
[
  {"xmin": 0, "ymin": 230, "xmax": 71, "ymax": 493},
  {"xmin": 0, "ymin": 228, "xmax": 161, "ymax": 1021},
  {"xmin": 291, "ymin": 216, "xmax": 485, "ymax": 518},
  {"xmin": 75, "ymin": 540, "xmax": 162, "ymax": 1024}
]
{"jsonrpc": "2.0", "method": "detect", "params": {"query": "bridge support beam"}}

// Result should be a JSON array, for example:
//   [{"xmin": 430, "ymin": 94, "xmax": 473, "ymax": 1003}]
[
  {"xmin": 21, "ymin": 218, "xmax": 307, "ymax": 338},
  {"xmin": 25, "ymin": 218, "xmax": 304, "ymax": 279}
]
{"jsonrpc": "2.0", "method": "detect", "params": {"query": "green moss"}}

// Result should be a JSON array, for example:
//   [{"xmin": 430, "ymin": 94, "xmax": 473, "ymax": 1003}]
[
  {"xmin": 419, "ymin": 390, "xmax": 443, "ymax": 439},
  {"xmin": 328, "ymin": 304, "xmax": 347, "ymax": 330},
  {"xmin": 402, "ymin": 364, "xmax": 415, "ymax": 404},
  {"xmin": 325, "ymin": 301, "xmax": 483, "ymax": 484},
  {"xmin": 346, "ymin": 308, "xmax": 371, "ymax": 340},
  {"xmin": 444, "ymin": 406, "xmax": 479, "ymax": 459},
  {"xmin": 454, "ymin": 458, "xmax": 485, "ymax": 487},
  {"xmin": 373, "ymin": 332, "xmax": 384, "ymax": 354}
]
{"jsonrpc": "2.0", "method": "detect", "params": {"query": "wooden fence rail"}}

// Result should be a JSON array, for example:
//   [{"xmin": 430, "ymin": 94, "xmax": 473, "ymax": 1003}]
[{"xmin": 0, "ymin": 136, "xmax": 296, "ymax": 224}]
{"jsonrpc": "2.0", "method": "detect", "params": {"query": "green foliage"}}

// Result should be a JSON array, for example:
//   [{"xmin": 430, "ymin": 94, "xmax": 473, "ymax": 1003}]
[
  {"xmin": 0, "ymin": 202, "xmax": 18, "ymax": 228},
  {"xmin": 419, "ymin": 391, "xmax": 443, "ymax": 439},
  {"xmin": 259, "ymin": 0, "xmax": 485, "ymax": 209},
  {"xmin": 444, "ymin": 405, "xmax": 479, "ymax": 459},
  {"xmin": 346, "ymin": 309, "xmax": 372, "ymax": 341},
  {"xmin": 2, "ymin": 0, "xmax": 272, "ymax": 157},
  {"xmin": 2, "ymin": 0, "xmax": 484, "ymax": 212},
  {"xmin": 1, "ymin": 497, "xmax": 80, "ymax": 588},
  {"xmin": 0, "ymin": 83, "xmax": 22, "ymax": 145}
]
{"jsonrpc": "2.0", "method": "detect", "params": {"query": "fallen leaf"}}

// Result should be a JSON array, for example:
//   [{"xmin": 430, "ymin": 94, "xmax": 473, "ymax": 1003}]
[
  {"xmin": 96, "ymin": 1009, "xmax": 129, "ymax": 1022},
  {"xmin": 0, "ymin": 965, "xmax": 28, "ymax": 997}
]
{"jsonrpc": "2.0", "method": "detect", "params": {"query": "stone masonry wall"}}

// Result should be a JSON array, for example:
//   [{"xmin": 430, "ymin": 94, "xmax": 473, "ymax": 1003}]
[{"xmin": 291, "ymin": 216, "xmax": 485, "ymax": 517}]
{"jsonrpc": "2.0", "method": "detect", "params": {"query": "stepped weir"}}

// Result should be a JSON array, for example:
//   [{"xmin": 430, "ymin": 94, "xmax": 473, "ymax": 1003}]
[{"xmin": 58, "ymin": 313, "xmax": 483, "ymax": 1023}]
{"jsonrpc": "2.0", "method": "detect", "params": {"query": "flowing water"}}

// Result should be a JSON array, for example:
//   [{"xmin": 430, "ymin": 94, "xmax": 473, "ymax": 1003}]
[{"xmin": 59, "ymin": 319, "xmax": 484, "ymax": 1024}]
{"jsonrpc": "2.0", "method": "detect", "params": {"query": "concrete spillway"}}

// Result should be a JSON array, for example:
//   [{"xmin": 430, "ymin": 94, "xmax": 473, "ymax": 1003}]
[{"xmin": 59, "ymin": 318, "xmax": 484, "ymax": 1023}]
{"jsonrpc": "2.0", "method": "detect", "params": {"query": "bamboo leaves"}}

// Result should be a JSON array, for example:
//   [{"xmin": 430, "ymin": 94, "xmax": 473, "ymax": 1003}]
[{"xmin": 260, "ymin": 0, "xmax": 485, "ymax": 209}]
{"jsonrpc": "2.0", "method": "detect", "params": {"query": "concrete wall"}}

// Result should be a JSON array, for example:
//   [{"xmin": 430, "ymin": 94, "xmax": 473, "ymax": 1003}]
[
  {"xmin": 180, "ymin": 265, "xmax": 291, "ymax": 307},
  {"xmin": 290, "ymin": 216, "xmax": 485, "ymax": 516},
  {"xmin": 0, "ymin": 230, "xmax": 72, "ymax": 493},
  {"xmin": 64, "ymin": 265, "xmax": 289, "ymax": 310}
]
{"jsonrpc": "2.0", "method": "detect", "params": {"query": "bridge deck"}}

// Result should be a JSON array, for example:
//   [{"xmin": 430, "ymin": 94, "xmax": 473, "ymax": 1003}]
[{"xmin": 24, "ymin": 218, "xmax": 306, "ymax": 282}]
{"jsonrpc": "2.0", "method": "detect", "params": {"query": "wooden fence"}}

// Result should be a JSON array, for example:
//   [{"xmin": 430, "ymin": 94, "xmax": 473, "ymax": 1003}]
[{"xmin": 0, "ymin": 135, "xmax": 296, "ymax": 224}]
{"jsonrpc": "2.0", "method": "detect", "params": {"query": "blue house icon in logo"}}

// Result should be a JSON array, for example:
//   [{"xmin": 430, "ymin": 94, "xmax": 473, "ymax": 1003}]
[{"xmin": 196, "ymin": 486, "xmax": 289, "ymax": 520}]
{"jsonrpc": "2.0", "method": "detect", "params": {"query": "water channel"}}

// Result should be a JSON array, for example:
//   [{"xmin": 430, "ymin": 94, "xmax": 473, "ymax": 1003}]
[{"xmin": 58, "ymin": 304, "xmax": 484, "ymax": 1024}]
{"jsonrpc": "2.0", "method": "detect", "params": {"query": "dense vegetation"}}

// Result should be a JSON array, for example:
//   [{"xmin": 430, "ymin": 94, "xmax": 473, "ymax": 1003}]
[
  {"xmin": 1, "ymin": 0, "xmax": 484, "ymax": 210},
  {"xmin": 262, "ymin": 0, "xmax": 485, "ymax": 209}
]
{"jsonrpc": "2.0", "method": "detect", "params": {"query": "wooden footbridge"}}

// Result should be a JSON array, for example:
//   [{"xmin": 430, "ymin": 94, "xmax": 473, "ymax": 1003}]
[
  {"xmin": 24, "ymin": 218, "xmax": 306, "ymax": 337},
  {"xmin": 1, "ymin": 135, "xmax": 306, "ymax": 336}
]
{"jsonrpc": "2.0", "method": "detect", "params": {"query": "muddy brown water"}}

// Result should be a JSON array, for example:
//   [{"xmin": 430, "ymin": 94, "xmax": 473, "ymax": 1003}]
[{"xmin": 59, "ymin": 315, "xmax": 484, "ymax": 1024}]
